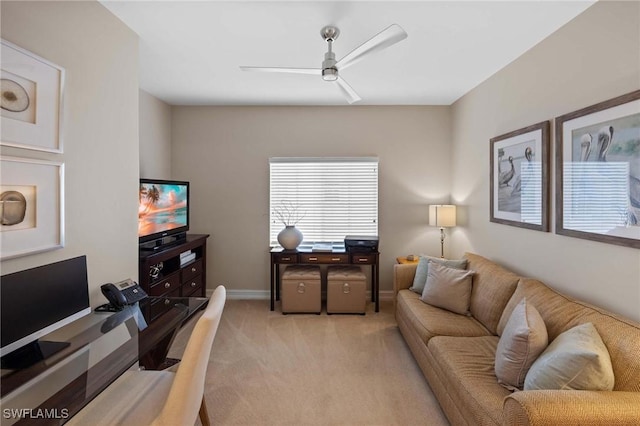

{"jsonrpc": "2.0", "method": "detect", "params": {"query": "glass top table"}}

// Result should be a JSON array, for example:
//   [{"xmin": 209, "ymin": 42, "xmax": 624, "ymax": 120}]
[{"xmin": 0, "ymin": 297, "xmax": 207, "ymax": 425}]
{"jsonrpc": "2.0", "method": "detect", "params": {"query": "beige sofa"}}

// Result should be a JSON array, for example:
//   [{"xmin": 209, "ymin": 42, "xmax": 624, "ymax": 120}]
[{"xmin": 393, "ymin": 252, "xmax": 640, "ymax": 425}]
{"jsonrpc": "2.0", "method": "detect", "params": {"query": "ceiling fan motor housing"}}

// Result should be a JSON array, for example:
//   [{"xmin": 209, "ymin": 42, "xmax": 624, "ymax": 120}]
[{"xmin": 322, "ymin": 51, "xmax": 338, "ymax": 81}]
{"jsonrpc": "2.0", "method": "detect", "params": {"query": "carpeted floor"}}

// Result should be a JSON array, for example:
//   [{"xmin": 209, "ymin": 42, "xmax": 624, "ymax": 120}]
[{"xmin": 168, "ymin": 299, "xmax": 449, "ymax": 426}]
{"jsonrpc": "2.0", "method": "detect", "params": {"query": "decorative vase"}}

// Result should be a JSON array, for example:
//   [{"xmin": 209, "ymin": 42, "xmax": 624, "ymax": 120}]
[{"xmin": 278, "ymin": 225, "xmax": 303, "ymax": 250}]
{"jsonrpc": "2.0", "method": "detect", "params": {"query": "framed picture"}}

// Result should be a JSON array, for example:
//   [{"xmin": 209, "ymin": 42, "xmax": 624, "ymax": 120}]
[
  {"xmin": 556, "ymin": 90, "xmax": 640, "ymax": 248},
  {"xmin": 1, "ymin": 156, "xmax": 64, "ymax": 259},
  {"xmin": 490, "ymin": 121, "xmax": 550, "ymax": 231},
  {"xmin": 1, "ymin": 39, "xmax": 64, "ymax": 153}
]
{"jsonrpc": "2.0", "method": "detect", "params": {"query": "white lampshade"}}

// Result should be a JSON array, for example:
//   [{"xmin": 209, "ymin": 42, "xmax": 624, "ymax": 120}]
[{"xmin": 429, "ymin": 205, "xmax": 457, "ymax": 227}]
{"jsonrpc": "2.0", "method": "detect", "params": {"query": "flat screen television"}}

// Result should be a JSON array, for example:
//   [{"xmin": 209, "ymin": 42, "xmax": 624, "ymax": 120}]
[
  {"xmin": 139, "ymin": 178, "xmax": 190, "ymax": 249},
  {"xmin": 1, "ymin": 256, "xmax": 91, "ymax": 369}
]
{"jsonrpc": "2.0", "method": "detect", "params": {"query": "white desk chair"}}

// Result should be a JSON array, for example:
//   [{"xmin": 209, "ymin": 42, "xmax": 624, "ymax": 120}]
[{"xmin": 68, "ymin": 285, "xmax": 226, "ymax": 426}]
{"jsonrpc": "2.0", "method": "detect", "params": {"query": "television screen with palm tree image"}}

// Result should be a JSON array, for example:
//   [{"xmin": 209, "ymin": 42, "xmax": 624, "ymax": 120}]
[{"xmin": 138, "ymin": 179, "xmax": 189, "ymax": 247}]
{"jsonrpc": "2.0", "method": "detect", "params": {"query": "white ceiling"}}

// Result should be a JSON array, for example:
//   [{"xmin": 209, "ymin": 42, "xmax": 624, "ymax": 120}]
[{"xmin": 100, "ymin": 1, "xmax": 595, "ymax": 106}]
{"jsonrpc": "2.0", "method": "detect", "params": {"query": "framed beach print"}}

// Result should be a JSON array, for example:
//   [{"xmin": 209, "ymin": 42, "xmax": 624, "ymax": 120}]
[
  {"xmin": 490, "ymin": 121, "xmax": 550, "ymax": 231},
  {"xmin": 1, "ymin": 39, "xmax": 64, "ymax": 153},
  {"xmin": 1, "ymin": 156, "xmax": 65, "ymax": 259},
  {"xmin": 556, "ymin": 90, "xmax": 640, "ymax": 249}
]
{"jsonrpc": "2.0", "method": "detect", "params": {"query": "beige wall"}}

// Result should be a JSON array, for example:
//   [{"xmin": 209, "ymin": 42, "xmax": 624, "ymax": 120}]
[
  {"xmin": 171, "ymin": 106, "xmax": 451, "ymax": 296},
  {"xmin": 450, "ymin": 1, "xmax": 640, "ymax": 321},
  {"xmin": 0, "ymin": 1, "xmax": 139, "ymax": 307},
  {"xmin": 8, "ymin": 1, "xmax": 633, "ymax": 323},
  {"xmin": 139, "ymin": 90, "xmax": 172, "ymax": 179}
]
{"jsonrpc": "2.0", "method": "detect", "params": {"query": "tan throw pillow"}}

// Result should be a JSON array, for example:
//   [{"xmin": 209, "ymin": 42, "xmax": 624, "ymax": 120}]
[
  {"xmin": 420, "ymin": 261, "xmax": 474, "ymax": 315},
  {"xmin": 410, "ymin": 255, "xmax": 468, "ymax": 294},
  {"xmin": 495, "ymin": 298, "xmax": 548, "ymax": 391},
  {"xmin": 524, "ymin": 322, "xmax": 614, "ymax": 391}
]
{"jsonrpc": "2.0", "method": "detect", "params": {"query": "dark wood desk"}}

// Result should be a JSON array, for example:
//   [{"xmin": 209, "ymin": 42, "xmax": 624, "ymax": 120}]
[
  {"xmin": 0, "ymin": 297, "xmax": 207, "ymax": 425},
  {"xmin": 137, "ymin": 296, "xmax": 207, "ymax": 370},
  {"xmin": 270, "ymin": 248, "xmax": 380, "ymax": 312}
]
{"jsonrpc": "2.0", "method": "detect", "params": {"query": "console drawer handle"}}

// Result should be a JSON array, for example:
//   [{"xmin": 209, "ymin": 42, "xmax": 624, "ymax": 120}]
[
  {"xmin": 309, "ymin": 257, "xmax": 318, "ymax": 261},
  {"xmin": 164, "ymin": 282, "xmax": 171, "ymax": 289},
  {"xmin": 191, "ymin": 282, "xmax": 197, "ymax": 287},
  {"xmin": 164, "ymin": 299, "xmax": 171, "ymax": 306},
  {"xmin": 358, "ymin": 258, "xmax": 368, "ymax": 262},
  {"xmin": 191, "ymin": 267, "xmax": 197, "ymax": 272},
  {"xmin": 282, "ymin": 257, "xmax": 290, "ymax": 261},
  {"xmin": 331, "ymin": 257, "xmax": 341, "ymax": 261}
]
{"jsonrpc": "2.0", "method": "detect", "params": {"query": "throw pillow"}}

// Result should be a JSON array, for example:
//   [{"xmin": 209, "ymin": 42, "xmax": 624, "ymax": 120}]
[
  {"xmin": 420, "ymin": 261, "xmax": 474, "ymax": 315},
  {"xmin": 494, "ymin": 298, "xmax": 548, "ymax": 391},
  {"xmin": 524, "ymin": 322, "xmax": 614, "ymax": 391},
  {"xmin": 410, "ymin": 255, "xmax": 468, "ymax": 294}
]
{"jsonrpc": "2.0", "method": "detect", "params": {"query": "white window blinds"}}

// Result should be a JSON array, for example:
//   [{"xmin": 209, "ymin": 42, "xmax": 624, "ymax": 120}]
[{"xmin": 270, "ymin": 157, "xmax": 378, "ymax": 245}]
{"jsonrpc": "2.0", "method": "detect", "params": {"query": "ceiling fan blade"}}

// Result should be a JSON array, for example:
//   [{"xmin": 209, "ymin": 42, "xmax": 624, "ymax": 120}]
[
  {"xmin": 240, "ymin": 66, "xmax": 321, "ymax": 76},
  {"xmin": 336, "ymin": 24, "xmax": 407, "ymax": 71},
  {"xmin": 335, "ymin": 77, "xmax": 361, "ymax": 104}
]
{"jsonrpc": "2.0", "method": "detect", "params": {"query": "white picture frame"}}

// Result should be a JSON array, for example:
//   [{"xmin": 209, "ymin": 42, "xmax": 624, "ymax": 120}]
[
  {"xmin": 1, "ymin": 156, "xmax": 65, "ymax": 259},
  {"xmin": 1, "ymin": 39, "xmax": 64, "ymax": 153}
]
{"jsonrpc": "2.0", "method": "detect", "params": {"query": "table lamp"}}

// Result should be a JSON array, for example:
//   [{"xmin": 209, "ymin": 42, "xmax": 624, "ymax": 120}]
[{"xmin": 429, "ymin": 205, "xmax": 456, "ymax": 258}]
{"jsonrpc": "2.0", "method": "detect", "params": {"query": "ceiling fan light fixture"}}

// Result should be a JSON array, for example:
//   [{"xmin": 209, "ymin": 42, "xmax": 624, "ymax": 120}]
[{"xmin": 322, "ymin": 68, "xmax": 338, "ymax": 81}]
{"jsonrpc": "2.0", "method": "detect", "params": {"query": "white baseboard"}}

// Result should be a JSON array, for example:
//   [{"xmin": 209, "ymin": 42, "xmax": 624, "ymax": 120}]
[{"xmin": 207, "ymin": 288, "xmax": 395, "ymax": 301}]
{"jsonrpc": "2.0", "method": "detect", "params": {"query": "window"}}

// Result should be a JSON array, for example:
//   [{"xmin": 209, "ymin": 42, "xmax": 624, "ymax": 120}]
[{"xmin": 270, "ymin": 157, "xmax": 378, "ymax": 246}]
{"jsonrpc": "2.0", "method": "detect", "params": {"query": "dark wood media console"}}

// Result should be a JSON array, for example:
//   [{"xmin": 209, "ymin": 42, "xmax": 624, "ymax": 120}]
[{"xmin": 139, "ymin": 234, "xmax": 209, "ymax": 323}]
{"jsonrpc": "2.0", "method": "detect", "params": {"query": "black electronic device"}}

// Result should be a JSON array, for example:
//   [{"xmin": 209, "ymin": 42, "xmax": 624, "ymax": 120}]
[
  {"xmin": 100, "ymin": 279, "xmax": 148, "ymax": 310},
  {"xmin": 344, "ymin": 235, "xmax": 379, "ymax": 253},
  {"xmin": 1, "ymin": 256, "xmax": 91, "ymax": 369}
]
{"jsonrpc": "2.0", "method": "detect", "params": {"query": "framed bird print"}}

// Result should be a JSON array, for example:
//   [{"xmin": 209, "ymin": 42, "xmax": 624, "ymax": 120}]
[
  {"xmin": 556, "ymin": 90, "xmax": 640, "ymax": 248},
  {"xmin": 490, "ymin": 121, "xmax": 550, "ymax": 231}
]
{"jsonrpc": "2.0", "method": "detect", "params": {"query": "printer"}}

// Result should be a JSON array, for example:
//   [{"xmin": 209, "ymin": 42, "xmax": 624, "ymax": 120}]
[{"xmin": 344, "ymin": 235, "xmax": 379, "ymax": 253}]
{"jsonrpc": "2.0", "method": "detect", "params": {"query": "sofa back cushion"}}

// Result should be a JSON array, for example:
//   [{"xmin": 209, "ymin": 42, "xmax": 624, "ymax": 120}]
[
  {"xmin": 498, "ymin": 278, "xmax": 640, "ymax": 392},
  {"xmin": 464, "ymin": 253, "xmax": 520, "ymax": 335}
]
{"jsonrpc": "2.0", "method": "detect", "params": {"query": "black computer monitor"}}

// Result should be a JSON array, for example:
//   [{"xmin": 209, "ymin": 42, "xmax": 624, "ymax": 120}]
[{"xmin": 1, "ymin": 256, "xmax": 91, "ymax": 369}]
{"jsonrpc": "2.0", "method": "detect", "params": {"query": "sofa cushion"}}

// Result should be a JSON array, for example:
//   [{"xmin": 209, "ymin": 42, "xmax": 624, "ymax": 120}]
[
  {"xmin": 495, "ymin": 298, "xmax": 548, "ymax": 390},
  {"xmin": 524, "ymin": 322, "xmax": 614, "ymax": 391},
  {"xmin": 420, "ymin": 262, "xmax": 474, "ymax": 315},
  {"xmin": 498, "ymin": 278, "xmax": 640, "ymax": 392},
  {"xmin": 410, "ymin": 255, "xmax": 468, "ymax": 295},
  {"xmin": 396, "ymin": 290, "xmax": 491, "ymax": 343},
  {"xmin": 427, "ymin": 335, "xmax": 510, "ymax": 425},
  {"xmin": 464, "ymin": 253, "xmax": 520, "ymax": 335}
]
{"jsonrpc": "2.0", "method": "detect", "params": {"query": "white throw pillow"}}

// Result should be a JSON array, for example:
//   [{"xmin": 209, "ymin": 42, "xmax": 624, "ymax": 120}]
[
  {"xmin": 524, "ymin": 322, "xmax": 614, "ymax": 391},
  {"xmin": 495, "ymin": 298, "xmax": 548, "ymax": 391},
  {"xmin": 420, "ymin": 261, "xmax": 474, "ymax": 315}
]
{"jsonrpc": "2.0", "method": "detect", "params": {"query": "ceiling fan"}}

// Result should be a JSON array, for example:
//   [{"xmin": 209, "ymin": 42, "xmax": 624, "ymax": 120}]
[{"xmin": 240, "ymin": 24, "xmax": 408, "ymax": 104}]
